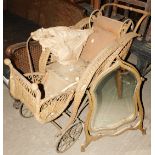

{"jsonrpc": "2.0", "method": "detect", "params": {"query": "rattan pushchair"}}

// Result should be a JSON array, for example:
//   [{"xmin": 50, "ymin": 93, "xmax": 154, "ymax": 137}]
[{"xmin": 4, "ymin": 3, "xmax": 150, "ymax": 153}]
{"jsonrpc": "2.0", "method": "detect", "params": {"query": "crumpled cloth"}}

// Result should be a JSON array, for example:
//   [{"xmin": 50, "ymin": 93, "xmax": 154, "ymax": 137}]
[{"xmin": 31, "ymin": 26, "xmax": 93, "ymax": 65}]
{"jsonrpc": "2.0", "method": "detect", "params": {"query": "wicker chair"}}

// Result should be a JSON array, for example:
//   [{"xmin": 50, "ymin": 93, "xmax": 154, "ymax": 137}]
[{"xmin": 4, "ymin": 3, "xmax": 150, "ymax": 152}]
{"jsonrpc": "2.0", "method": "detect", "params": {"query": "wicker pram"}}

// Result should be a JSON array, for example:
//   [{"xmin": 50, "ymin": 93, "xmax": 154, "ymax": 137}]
[{"xmin": 4, "ymin": 3, "xmax": 149, "ymax": 153}]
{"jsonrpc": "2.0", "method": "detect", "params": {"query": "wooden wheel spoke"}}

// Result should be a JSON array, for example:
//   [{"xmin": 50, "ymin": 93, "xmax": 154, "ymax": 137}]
[{"xmin": 56, "ymin": 122, "xmax": 83, "ymax": 153}]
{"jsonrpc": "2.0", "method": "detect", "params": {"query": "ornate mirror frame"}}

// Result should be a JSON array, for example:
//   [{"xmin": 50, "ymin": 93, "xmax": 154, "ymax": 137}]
[{"xmin": 81, "ymin": 59, "xmax": 146, "ymax": 151}]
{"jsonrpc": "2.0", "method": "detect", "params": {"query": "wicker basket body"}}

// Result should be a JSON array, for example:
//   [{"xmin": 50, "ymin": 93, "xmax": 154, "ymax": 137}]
[{"xmin": 4, "ymin": 3, "xmax": 149, "ymax": 124}]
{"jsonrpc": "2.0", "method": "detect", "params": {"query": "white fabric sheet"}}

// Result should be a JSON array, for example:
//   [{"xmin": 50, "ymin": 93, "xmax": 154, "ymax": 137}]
[{"xmin": 31, "ymin": 26, "xmax": 93, "ymax": 65}]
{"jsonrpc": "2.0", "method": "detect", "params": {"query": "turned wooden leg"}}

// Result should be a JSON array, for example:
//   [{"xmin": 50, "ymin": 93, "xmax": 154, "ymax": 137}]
[{"xmin": 138, "ymin": 122, "xmax": 146, "ymax": 135}]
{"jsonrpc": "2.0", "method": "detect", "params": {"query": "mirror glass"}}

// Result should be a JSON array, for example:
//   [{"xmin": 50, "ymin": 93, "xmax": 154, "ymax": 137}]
[{"xmin": 91, "ymin": 67, "xmax": 137, "ymax": 130}]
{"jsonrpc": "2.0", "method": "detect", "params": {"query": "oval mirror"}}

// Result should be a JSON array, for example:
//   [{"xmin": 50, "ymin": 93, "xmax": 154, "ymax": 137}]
[{"xmin": 91, "ymin": 65, "xmax": 138, "ymax": 131}]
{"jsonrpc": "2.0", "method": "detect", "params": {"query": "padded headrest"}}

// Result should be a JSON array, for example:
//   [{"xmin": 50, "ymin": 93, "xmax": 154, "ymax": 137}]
[{"xmin": 93, "ymin": 16, "xmax": 123, "ymax": 36}]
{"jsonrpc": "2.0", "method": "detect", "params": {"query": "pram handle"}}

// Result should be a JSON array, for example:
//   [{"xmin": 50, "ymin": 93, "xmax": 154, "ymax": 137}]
[{"xmin": 100, "ymin": 3, "xmax": 150, "ymax": 33}]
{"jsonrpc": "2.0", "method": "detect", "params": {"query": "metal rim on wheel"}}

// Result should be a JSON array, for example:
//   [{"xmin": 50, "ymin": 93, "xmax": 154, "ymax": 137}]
[
  {"xmin": 19, "ymin": 104, "xmax": 33, "ymax": 118},
  {"xmin": 56, "ymin": 122, "xmax": 83, "ymax": 153}
]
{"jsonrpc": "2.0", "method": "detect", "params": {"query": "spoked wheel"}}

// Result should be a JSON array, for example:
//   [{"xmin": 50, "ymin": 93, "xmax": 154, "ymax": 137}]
[
  {"xmin": 19, "ymin": 104, "xmax": 33, "ymax": 118},
  {"xmin": 56, "ymin": 121, "xmax": 83, "ymax": 153},
  {"xmin": 13, "ymin": 100, "xmax": 22, "ymax": 109}
]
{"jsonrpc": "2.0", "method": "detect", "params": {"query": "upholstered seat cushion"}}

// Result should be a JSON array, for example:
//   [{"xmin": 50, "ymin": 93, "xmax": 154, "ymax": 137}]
[
  {"xmin": 80, "ymin": 16, "xmax": 123, "ymax": 62},
  {"xmin": 44, "ymin": 16, "xmax": 124, "ymax": 97},
  {"xmin": 80, "ymin": 27, "xmax": 117, "ymax": 62},
  {"xmin": 44, "ymin": 59, "xmax": 88, "ymax": 97},
  {"xmin": 93, "ymin": 16, "xmax": 123, "ymax": 35}
]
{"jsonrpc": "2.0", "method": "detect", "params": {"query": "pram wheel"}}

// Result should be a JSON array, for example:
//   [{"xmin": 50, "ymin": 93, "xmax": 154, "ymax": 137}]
[
  {"xmin": 13, "ymin": 100, "xmax": 22, "ymax": 109},
  {"xmin": 56, "ymin": 121, "xmax": 83, "ymax": 153},
  {"xmin": 20, "ymin": 104, "xmax": 33, "ymax": 118}
]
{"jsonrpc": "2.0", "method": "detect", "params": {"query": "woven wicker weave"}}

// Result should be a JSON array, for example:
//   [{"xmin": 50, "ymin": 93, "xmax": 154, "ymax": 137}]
[
  {"xmin": 6, "ymin": 41, "xmax": 42, "ymax": 74},
  {"xmin": 5, "ymin": 3, "xmax": 149, "ymax": 126}
]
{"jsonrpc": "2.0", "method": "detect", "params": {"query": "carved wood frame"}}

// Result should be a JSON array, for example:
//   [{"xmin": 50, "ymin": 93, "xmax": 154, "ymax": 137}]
[{"xmin": 81, "ymin": 58, "xmax": 145, "ymax": 151}]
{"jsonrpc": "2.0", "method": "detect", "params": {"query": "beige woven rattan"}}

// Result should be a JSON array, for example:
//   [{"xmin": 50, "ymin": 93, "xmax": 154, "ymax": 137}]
[{"xmin": 4, "ymin": 3, "xmax": 150, "ymax": 152}]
